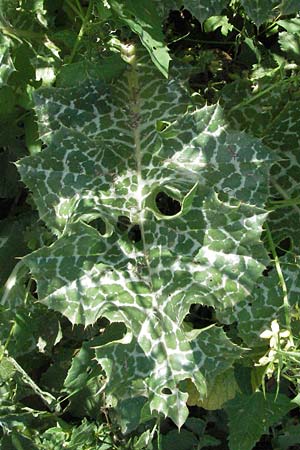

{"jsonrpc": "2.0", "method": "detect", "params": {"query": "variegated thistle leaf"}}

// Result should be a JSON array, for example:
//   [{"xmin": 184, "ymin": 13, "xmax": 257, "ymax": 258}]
[
  {"xmin": 219, "ymin": 77, "xmax": 300, "ymax": 346},
  {"xmin": 18, "ymin": 47, "xmax": 274, "ymax": 426}
]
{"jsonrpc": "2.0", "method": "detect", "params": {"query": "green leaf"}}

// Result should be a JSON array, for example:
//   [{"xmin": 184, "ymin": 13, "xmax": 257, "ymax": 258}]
[
  {"xmin": 264, "ymin": 99, "xmax": 300, "ymax": 251},
  {"xmin": 1, "ymin": 431, "xmax": 39, "ymax": 450},
  {"xmin": 240, "ymin": 0, "xmax": 278, "ymax": 26},
  {"xmin": 158, "ymin": 0, "xmax": 230, "ymax": 24},
  {"xmin": 278, "ymin": 18, "xmax": 300, "ymax": 34},
  {"xmin": 186, "ymin": 369, "xmax": 240, "ymax": 410},
  {"xmin": 0, "ymin": 148, "xmax": 25, "ymax": 199},
  {"xmin": 0, "ymin": 0, "xmax": 47, "ymax": 30},
  {"xmin": 225, "ymin": 393, "xmax": 295, "ymax": 450},
  {"xmin": 278, "ymin": 0, "xmax": 300, "ymax": 15},
  {"xmin": 0, "ymin": 356, "xmax": 16, "ymax": 382},
  {"xmin": 204, "ymin": 15, "xmax": 233, "ymax": 36},
  {"xmin": 0, "ymin": 215, "xmax": 31, "ymax": 286},
  {"xmin": 273, "ymin": 424, "xmax": 300, "ymax": 450},
  {"xmin": 0, "ymin": 35, "xmax": 15, "ymax": 86},
  {"xmin": 56, "ymin": 56, "xmax": 127, "ymax": 87},
  {"xmin": 18, "ymin": 49, "xmax": 272, "ymax": 427},
  {"xmin": 160, "ymin": 429, "xmax": 199, "ymax": 450},
  {"xmin": 220, "ymin": 73, "xmax": 300, "ymax": 261},
  {"xmin": 95, "ymin": 326, "xmax": 244, "ymax": 428},
  {"xmin": 108, "ymin": 0, "xmax": 171, "ymax": 77},
  {"xmin": 111, "ymin": 396, "xmax": 152, "ymax": 434},
  {"xmin": 279, "ymin": 31, "xmax": 300, "ymax": 63}
]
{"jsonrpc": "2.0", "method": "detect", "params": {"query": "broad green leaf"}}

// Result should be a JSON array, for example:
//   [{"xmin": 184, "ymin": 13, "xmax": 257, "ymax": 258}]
[
  {"xmin": 240, "ymin": 0, "xmax": 278, "ymax": 26},
  {"xmin": 225, "ymin": 392, "xmax": 294, "ymax": 450},
  {"xmin": 108, "ymin": 0, "xmax": 171, "ymax": 77},
  {"xmin": 180, "ymin": 0, "xmax": 229, "ymax": 23},
  {"xmin": 155, "ymin": 0, "xmax": 229, "ymax": 24},
  {"xmin": 274, "ymin": 424, "xmax": 300, "ymax": 450},
  {"xmin": 0, "ymin": 215, "xmax": 31, "ymax": 286},
  {"xmin": 240, "ymin": 2, "xmax": 299, "ymax": 26},
  {"xmin": 186, "ymin": 369, "xmax": 239, "ymax": 410},
  {"xmin": 56, "ymin": 56, "xmax": 126, "ymax": 87},
  {"xmin": 160, "ymin": 429, "xmax": 199, "ymax": 450},
  {"xmin": 279, "ymin": 0, "xmax": 300, "ymax": 15},
  {"xmin": 279, "ymin": 31, "xmax": 300, "ymax": 63},
  {"xmin": 18, "ymin": 48, "xmax": 273, "ymax": 426}
]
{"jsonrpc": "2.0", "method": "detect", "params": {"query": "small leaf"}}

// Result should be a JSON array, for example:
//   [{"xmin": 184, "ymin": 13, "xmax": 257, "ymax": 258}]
[
  {"xmin": 279, "ymin": 31, "xmax": 300, "ymax": 63},
  {"xmin": 204, "ymin": 16, "xmax": 233, "ymax": 36}
]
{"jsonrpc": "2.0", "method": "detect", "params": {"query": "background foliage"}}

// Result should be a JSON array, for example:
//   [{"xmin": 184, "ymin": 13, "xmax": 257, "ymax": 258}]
[{"xmin": 1, "ymin": 1, "xmax": 300, "ymax": 449}]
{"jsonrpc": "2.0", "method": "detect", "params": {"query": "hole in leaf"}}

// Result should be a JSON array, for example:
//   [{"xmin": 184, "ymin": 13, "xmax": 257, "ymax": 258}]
[
  {"xmin": 89, "ymin": 217, "xmax": 106, "ymax": 235},
  {"xmin": 117, "ymin": 215, "xmax": 131, "ymax": 232},
  {"xmin": 156, "ymin": 192, "xmax": 181, "ymax": 216},
  {"xmin": 276, "ymin": 237, "xmax": 292, "ymax": 257},
  {"xmin": 262, "ymin": 265, "xmax": 273, "ymax": 277},
  {"xmin": 128, "ymin": 224, "xmax": 141, "ymax": 243},
  {"xmin": 161, "ymin": 387, "xmax": 172, "ymax": 395},
  {"xmin": 185, "ymin": 305, "xmax": 215, "ymax": 328},
  {"xmin": 28, "ymin": 279, "xmax": 38, "ymax": 298},
  {"xmin": 156, "ymin": 120, "xmax": 169, "ymax": 132}
]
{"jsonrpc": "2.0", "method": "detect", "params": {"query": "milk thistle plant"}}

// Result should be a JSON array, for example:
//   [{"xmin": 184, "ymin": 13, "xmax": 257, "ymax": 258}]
[{"xmin": 1, "ymin": 1, "xmax": 300, "ymax": 449}]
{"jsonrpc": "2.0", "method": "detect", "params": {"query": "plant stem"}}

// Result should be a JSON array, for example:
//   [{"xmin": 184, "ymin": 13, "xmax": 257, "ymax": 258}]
[
  {"xmin": 156, "ymin": 418, "xmax": 162, "ymax": 450},
  {"xmin": 69, "ymin": 0, "xmax": 94, "ymax": 63},
  {"xmin": 265, "ymin": 223, "xmax": 292, "ymax": 338}
]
